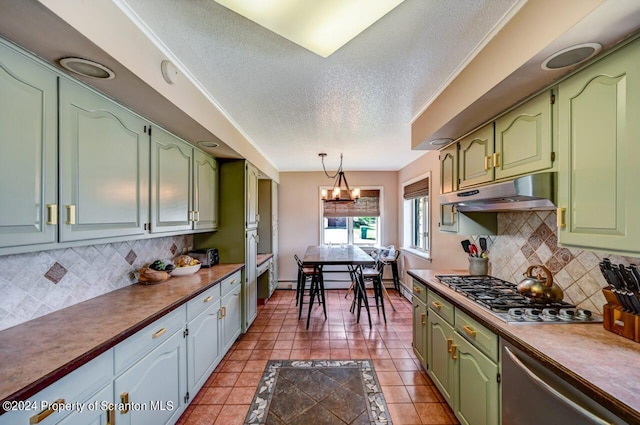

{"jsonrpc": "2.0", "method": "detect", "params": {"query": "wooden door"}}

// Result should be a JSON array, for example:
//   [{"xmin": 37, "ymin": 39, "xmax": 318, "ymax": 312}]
[
  {"xmin": 0, "ymin": 42, "xmax": 58, "ymax": 249},
  {"xmin": 458, "ymin": 124, "xmax": 494, "ymax": 188},
  {"xmin": 495, "ymin": 90, "xmax": 554, "ymax": 180},
  {"xmin": 59, "ymin": 79, "xmax": 149, "ymax": 242},
  {"xmin": 150, "ymin": 127, "xmax": 193, "ymax": 233},
  {"xmin": 557, "ymin": 39, "xmax": 640, "ymax": 253},
  {"xmin": 193, "ymin": 149, "xmax": 218, "ymax": 231}
]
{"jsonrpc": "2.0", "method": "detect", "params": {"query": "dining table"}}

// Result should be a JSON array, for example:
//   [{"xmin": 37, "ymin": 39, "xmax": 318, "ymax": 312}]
[{"xmin": 301, "ymin": 245, "xmax": 376, "ymax": 328}]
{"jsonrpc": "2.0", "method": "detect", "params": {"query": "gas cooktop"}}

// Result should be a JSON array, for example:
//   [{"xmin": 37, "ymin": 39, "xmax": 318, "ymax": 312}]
[{"xmin": 435, "ymin": 275, "xmax": 602, "ymax": 324}]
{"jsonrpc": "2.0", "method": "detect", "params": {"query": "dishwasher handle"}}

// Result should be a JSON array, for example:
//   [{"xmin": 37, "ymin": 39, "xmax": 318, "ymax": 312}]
[{"xmin": 503, "ymin": 346, "xmax": 613, "ymax": 425}]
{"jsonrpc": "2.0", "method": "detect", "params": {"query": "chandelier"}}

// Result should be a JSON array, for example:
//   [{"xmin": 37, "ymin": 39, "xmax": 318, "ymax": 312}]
[{"xmin": 319, "ymin": 153, "xmax": 360, "ymax": 203}]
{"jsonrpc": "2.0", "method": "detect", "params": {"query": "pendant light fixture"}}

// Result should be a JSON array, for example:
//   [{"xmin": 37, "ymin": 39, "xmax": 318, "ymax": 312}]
[{"xmin": 319, "ymin": 153, "xmax": 360, "ymax": 203}]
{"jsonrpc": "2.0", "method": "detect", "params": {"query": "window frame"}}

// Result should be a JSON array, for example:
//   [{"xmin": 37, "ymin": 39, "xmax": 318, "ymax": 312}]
[
  {"xmin": 319, "ymin": 186, "xmax": 383, "ymax": 246},
  {"xmin": 402, "ymin": 172, "xmax": 431, "ymax": 257}
]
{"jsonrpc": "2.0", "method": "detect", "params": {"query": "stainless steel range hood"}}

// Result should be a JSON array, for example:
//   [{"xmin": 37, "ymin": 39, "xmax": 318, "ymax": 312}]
[{"xmin": 440, "ymin": 172, "xmax": 556, "ymax": 212}]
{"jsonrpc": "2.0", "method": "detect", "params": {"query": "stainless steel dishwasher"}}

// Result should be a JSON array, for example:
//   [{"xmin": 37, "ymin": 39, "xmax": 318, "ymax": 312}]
[{"xmin": 501, "ymin": 341, "xmax": 628, "ymax": 425}]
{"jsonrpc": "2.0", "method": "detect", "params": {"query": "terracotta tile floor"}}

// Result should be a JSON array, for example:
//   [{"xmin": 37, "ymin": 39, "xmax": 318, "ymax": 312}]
[{"xmin": 177, "ymin": 289, "xmax": 459, "ymax": 425}]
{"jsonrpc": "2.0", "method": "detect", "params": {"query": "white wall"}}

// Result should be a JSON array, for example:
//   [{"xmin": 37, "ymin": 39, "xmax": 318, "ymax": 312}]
[{"xmin": 278, "ymin": 171, "xmax": 397, "ymax": 285}]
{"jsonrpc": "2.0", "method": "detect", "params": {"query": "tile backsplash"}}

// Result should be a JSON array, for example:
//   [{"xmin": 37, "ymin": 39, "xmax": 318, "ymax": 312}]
[
  {"xmin": 0, "ymin": 235, "xmax": 193, "ymax": 331},
  {"xmin": 476, "ymin": 211, "xmax": 640, "ymax": 314}
]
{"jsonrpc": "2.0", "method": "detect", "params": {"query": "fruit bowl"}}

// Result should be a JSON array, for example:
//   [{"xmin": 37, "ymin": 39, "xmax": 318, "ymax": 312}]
[{"xmin": 171, "ymin": 263, "xmax": 201, "ymax": 276}]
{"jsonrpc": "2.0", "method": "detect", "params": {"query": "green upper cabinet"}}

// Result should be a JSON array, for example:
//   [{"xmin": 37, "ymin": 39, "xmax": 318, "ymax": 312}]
[
  {"xmin": 0, "ymin": 41, "xmax": 58, "ymax": 249},
  {"xmin": 495, "ymin": 90, "xmax": 554, "ymax": 180},
  {"xmin": 458, "ymin": 124, "xmax": 494, "ymax": 188},
  {"xmin": 59, "ymin": 79, "xmax": 149, "ymax": 242},
  {"xmin": 193, "ymin": 149, "xmax": 219, "ymax": 231},
  {"xmin": 440, "ymin": 143, "xmax": 458, "ymax": 194},
  {"xmin": 150, "ymin": 127, "xmax": 193, "ymax": 234},
  {"xmin": 246, "ymin": 162, "xmax": 259, "ymax": 229},
  {"xmin": 557, "ymin": 38, "xmax": 640, "ymax": 253}
]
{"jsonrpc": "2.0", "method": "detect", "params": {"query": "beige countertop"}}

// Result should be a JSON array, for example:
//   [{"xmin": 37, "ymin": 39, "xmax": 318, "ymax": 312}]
[
  {"xmin": 0, "ymin": 263, "xmax": 244, "ymax": 409},
  {"xmin": 408, "ymin": 269, "xmax": 640, "ymax": 424},
  {"xmin": 257, "ymin": 253, "xmax": 273, "ymax": 266}
]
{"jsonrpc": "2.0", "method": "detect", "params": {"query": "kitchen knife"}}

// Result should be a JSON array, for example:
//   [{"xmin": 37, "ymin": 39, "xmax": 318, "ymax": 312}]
[
  {"xmin": 630, "ymin": 264, "xmax": 640, "ymax": 289},
  {"xmin": 599, "ymin": 262, "xmax": 631, "ymax": 311},
  {"xmin": 616, "ymin": 265, "xmax": 640, "ymax": 314}
]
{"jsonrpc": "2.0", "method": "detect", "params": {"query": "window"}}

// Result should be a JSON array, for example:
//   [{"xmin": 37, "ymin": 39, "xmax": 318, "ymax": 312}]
[
  {"xmin": 403, "ymin": 175, "xmax": 430, "ymax": 254},
  {"xmin": 321, "ymin": 189, "xmax": 381, "ymax": 246}
]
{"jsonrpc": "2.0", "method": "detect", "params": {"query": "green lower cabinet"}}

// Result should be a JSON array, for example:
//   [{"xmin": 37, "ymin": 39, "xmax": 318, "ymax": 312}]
[
  {"xmin": 187, "ymin": 299, "xmax": 221, "ymax": 396},
  {"xmin": 452, "ymin": 333, "xmax": 499, "ymax": 425},
  {"xmin": 412, "ymin": 295, "xmax": 427, "ymax": 369},
  {"xmin": 221, "ymin": 286, "xmax": 242, "ymax": 354},
  {"xmin": 57, "ymin": 384, "xmax": 113, "ymax": 425},
  {"xmin": 114, "ymin": 329, "xmax": 187, "ymax": 425},
  {"xmin": 427, "ymin": 310, "xmax": 455, "ymax": 406}
]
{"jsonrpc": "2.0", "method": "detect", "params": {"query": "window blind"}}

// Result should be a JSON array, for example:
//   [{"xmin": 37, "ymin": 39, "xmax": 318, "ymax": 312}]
[
  {"xmin": 323, "ymin": 189, "xmax": 380, "ymax": 218},
  {"xmin": 403, "ymin": 178, "xmax": 429, "ymax": 200}
]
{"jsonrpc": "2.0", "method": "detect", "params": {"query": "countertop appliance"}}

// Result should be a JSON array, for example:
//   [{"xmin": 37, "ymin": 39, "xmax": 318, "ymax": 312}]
[
  {"xmin": 435, "ymin": 275, "xmax": 602, "ymax": 324},
  {"xmin": 502, "ymin": 341, "xmax": 627, "ymax": 424},
  {"xmin": 188, "ymin": 248, "xmax": 219, "ymax": 268}
]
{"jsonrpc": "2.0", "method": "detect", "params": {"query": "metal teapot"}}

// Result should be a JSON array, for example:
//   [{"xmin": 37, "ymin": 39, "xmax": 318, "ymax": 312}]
[{"xmin": 517, "ymin": 265, "xmax": 564, "ymax": 303}]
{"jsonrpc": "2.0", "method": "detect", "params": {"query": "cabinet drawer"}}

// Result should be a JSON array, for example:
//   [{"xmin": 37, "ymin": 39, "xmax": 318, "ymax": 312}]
[
  {"xmin": 455, "ymin": 309, "xmax": 498, "ymax": 362},
  {"xmin": 257, "ymin": 259, "xmax": 271, "ymax": 276},
  {"xmin": 221, "ymin": 270, "xmax": 242, "ymax": 298},
  {"xmin": 428, "ymin": 290, "xmax": 454, "ymax": 326},
  {"xmin": 412, "ymin": 279, "xmax": 427, "ymax": 304},
  {"xmin": 115, "ymin": 305, "xmax": 185, "ymax": 373},
  {"xmin": 186, "ymin": 284, "xmax": 220, "ymax": 322},
  {"xmin": 0, "ymin": 350, "xmax": 113, "ymax": 425}
]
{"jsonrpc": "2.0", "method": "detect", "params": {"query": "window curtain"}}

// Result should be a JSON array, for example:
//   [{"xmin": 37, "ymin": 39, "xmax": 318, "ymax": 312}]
[
  {"xmin": 323, "ymin": 189, "xmax": 380, "ymax": 218},
  {"xmin": 403, "ymin": 178, "xmax": 429, "ymax": 200}
]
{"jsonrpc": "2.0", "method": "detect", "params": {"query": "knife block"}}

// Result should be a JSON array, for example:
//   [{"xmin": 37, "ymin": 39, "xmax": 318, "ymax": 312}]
[{"xmin": 602, "ymin": 288, "xmax": 640, "ymax": 342}]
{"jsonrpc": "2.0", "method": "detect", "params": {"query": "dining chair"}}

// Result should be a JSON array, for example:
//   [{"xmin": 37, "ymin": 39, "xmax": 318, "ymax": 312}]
[
  {"xmin": 294, "ymin": 255, "xmax": 326, "ymax": 329},
  {"xmin": 355, "ymin": 255, "xmax": 387, "ymax": 323},
  {"xmin": 380, "ymin": 246, "xmax": 401, "ymax": 293}
]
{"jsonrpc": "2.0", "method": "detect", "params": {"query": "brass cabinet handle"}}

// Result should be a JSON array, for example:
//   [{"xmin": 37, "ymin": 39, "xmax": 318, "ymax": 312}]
[
  {"xmin": 204, "ymin": 296, "xmax": 213, "ymax": 303},
  {"xmin": 46, "ymin": 204, "xmax": 58, "ymax": 225},
  {"xmin": 65, "ymin": 205, "xmax": 76, "ymax": 225},
  {"xmin": 188, "ymin": 210, "xmax": 194, "ymax": 222},
  {"xmin": 462, "ymin": 325, "xmax": 476, "ymax": 338},
  {"xmin": 231, "ymin": 279, "xmax": 238, "ymax": 285},
  {"xmin": 431, "ymin": 301, "xmax": 442, "ymax": 310},
  {"xmin": 421, "ymin": 313, "xmax": 426, "ymax": 326},
  {"xmin": 107, "ymin": 408, "xmax": 115, "ymax": 425},
  {"xmin": 413, "ymin": 286, "xmax": 421, "ymax": 293},
  {"xmin": 194, "ymin": 210, "xmax": 200, "ymax": 222},
  {"xmin": 557, "ymin": 207, "xmax": 566, "ymax": 228},
  {"xmin": 446, "ymin": 338, "xmax": 453, "ymax": 353},
  {"xmin": 120, "ymin": 392, "xmax": 130, "ymax": 414},
  {"xmin": 451, "ymin": 344, "xmax": 458, "ymax": 360},
  {"xmin": 152, "ymin": 328, "xmax": 166, "ymax": 339},
  {"xmin": 492, "ymin": 152, "xmax": 500, "ymax": 167},
  {"xmin": 484, "ymin": 155, "xmax": 491, "ymax": 171},
  {"xmin": 29, "ymin": 398, "xmax": 65, "ymax": 424}
]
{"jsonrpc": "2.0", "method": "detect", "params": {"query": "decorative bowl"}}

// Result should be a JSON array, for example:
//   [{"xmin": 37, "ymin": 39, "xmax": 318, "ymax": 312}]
[{"xmin": 171, "ymin": 263, "xmax": 201, "ymax": 276}]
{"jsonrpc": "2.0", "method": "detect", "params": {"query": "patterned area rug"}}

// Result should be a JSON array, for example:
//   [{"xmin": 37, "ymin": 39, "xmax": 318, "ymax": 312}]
[{"xmin": 244, "ymin": 360, "xmax": 391, "ymax": 424}]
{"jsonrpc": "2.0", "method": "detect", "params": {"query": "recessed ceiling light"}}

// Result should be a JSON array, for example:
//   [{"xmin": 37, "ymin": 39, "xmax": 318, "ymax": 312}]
[
  {"xmin": 161, "ymin": 60, "xmax": 179, "ymax": 85},
  {"xmin": 198, "ymin": 141, "xmax": 220, "ymax": 148},
  {"xmin": 59, "ymin": 57, "xmax": 115, "ymax": 79},
  {"xmin": 214, "ymin": 0, "xmax": 404, "ymax": 57},
  {"xmin": 429, "ymin": 138, "xmax": 453, "ymax": 146},
  {"xmin": 541, "ymin": 43, "xmax": 601, "ymax": 70}
]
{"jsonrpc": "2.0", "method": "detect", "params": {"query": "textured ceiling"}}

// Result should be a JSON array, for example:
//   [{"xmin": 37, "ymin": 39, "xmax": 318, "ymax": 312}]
[{"xmin": 120, "ymin": 0, "xmax": 521, "ymax": 171}]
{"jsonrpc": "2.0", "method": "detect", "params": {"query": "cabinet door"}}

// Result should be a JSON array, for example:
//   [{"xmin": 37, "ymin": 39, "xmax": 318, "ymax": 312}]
[
  {"xmin": 459, "ymin": 125, "xmax": 494, "ymax": 188},
  {"xmin": 439, "ymin": 204, "xmax": 458, "ymax": 233},
  {"xmin": 427, "ymin": 310, "xmax": 454, "ymax": 406},
  {"xmin": 187, "ymin": 299, "xmax": 221, "ymax": 395},
  {"xmin": 452, "ymin": 333, "xmax": 499, "ymax": 425},
  {"xmin": 222, "ymin": 285, "xmax": 242, "ymax": 353},
  {"xmin": 57, "ymin": 384, "xmax": 113, "ymax": 425},
  {"xmin": 440, "ymin": 144, "xmax": 458, "ymax": 194},
  {"xmin": 0, "ymin": 42, "xmax": 58, "ymax": 249},
  {"xmin": 412, "ymin": 297, "xmax": 427, "ymax": 369},
  {"xmin": 244, "ymin": 229, "xmax": 258, "ymax": 330},
  {"xmin": 246, "ymin": 162, "xmax": 259, "ymax": 229},
  {"xmin": 150, "ymin": 127, "xmax": 193, "ymax": 233},
  {"xmin": 557, "ymin": 39, "xmax": 640, "ymax": 253},
  {"xmin": 193, "ymin": 149, "xmax": 218, "ymax": 231},
  {"xmin": 58, "ymin": 79, "xmax": 149, "ymax": 242},
  {"xmin": 495, "ymin": 90, "xmax": 554, "ymax": 180},
  {"xmin": 114, "ymin": 329, "xmax": 187, "ymax": 425}
]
